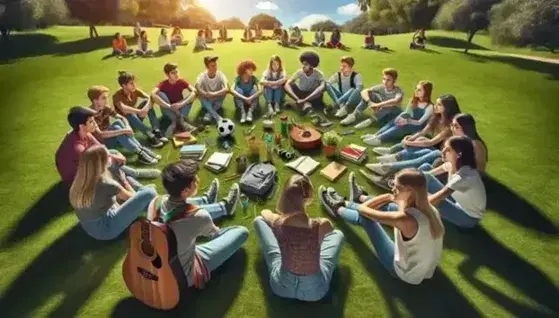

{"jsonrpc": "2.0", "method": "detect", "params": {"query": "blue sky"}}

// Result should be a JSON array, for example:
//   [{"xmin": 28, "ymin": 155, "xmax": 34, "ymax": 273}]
[{"xmin": 194, "ymin": 0, "xmax": 362, "ymax": 28}]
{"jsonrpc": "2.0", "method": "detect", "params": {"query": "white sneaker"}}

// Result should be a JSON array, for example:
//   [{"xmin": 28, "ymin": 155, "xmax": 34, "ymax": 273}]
[
  {"xmin": 240, "ymin": 110, "xmax": 246, "ymax": 124},
  {"xmin": 302, "ymin": 102, "xmax": 312, "ymax": 114},
  {"xmin": 372, "ymin": 147, "xmax": 392, "ymax": 156},
  {"xmin": 246, "ymin": 108, "xmax": 253, "ymax": 123},
  {"xmin": 366, "ymin": 163, "xmax": 392, "ymax": 176},
  {"xmin": 334, "ymin": 105, "xmax": 348, "ymax": 118},
  {"xmin": 273, "ymin": 102, "xmax": 281, "ymax": 114},
  {"xmin": 355, "ymin": 118, "xmax": 374, "ymax": 129},
  {"xmin": 361, "ymin": 134, "xmax": 375, "ymax": 140},
  {"xmin": 377, "ymin": 154, "xmax": 399, "ymax": 163},
  {"xmin": 363, "ymin": 136, "xmax": 382, "ymax": 146},
  {"xmin": 267, "ymin": 103, "xmax": 274, "ymax": 115},
  {"xmin": 340, "ymin": 113, "xmax": 357, "ymax": 125}
]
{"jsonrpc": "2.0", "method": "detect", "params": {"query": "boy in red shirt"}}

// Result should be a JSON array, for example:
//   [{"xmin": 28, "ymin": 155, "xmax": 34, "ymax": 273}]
[{"xmin": 151, "ymin": 63, "xmax": 197, "ymax": 137}]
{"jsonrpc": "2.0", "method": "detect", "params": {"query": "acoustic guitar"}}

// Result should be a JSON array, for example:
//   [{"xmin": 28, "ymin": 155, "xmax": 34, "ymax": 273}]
[
  {"xmin": 122, "ymin": 218, "xmax": 180, "ymax": 310},
  {"xmin": 289, "ymin": 119, "xmax": 322, "ymax": 150}
]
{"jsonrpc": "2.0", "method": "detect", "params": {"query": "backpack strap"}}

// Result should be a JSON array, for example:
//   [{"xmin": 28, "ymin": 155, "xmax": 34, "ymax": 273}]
[
  {"xmin": 337, "ymin": 72, "xmax": 342, "ymax": 92},
  {"xmin": 350, "ymin": 71, "xmax": 357, "ymax": 89}
]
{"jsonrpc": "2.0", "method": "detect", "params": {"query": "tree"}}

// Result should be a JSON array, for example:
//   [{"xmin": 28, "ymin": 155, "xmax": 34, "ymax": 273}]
[
  {"xmin": 490, "ymin": 0, "xmax": 559, "ymax": 52},
  {"xmin": 343, "ymin": 12, "xmax": 376, "ymax": 34},
  {"xmin": 465, "ymin": 11, "xmax": 489, "ymax": 53},
  {"xmin": 247, "ymin": 13, "xmax": 281, "ymax": 29},
  {"xmin": 434, "ymin": 0, "xmax": 501, "ymax": 30},
  {"xmin": 66, "ymin": 0, "xmax": 118, "ymax": 38},
  {"xmin": 310, "ymin": 20, "xmax": 340, "ymax": 32},
  {"xmin": 0, "ymin": 0, "xmax": 68, "ymax": 40},
  {"xmin": 178, "ymin": 5, "xmax": 216, "ymax": 29},
  {"xmin": 358, "ymin": 0, "xmax": 442, "ymax": 32},
  {"xmin": 218, "ymin": 17, "xmax": 245, "ymax": 29}
]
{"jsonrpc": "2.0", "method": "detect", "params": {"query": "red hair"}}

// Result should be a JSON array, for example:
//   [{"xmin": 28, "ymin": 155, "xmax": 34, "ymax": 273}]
[
  {"xmin": 237, "ymin": 60, "xmax": 257, "ymax": 76},
  {"xmin": 411, "ymin": 80, "xmax": 433, "ymax": 107}
]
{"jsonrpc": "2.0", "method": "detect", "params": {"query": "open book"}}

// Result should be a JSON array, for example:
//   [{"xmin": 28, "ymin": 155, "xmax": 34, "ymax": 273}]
[
  {"xmin": 285, "ymin": 156, "xmax": 320, "ymax": 176},
  {"xmin": 205, "ymin": 152, "xmax": 233, "ymax": 173}
]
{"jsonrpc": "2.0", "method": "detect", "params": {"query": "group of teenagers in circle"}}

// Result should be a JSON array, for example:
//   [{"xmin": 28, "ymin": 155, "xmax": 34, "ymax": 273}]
[{"xmin": 54, "ymin": 48, "xmax": 487, "ymax": 303}]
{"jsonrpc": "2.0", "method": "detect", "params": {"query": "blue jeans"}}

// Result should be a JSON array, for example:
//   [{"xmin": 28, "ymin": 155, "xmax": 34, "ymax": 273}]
[
  {"xmin": 195, "ymin": 226, "xmax": 249, "ymax": 277},
  {"xmin": 339, "ymin": 202, "xmax": 399, "ymax": 277},
  {"xmin": 390, "ymin": 149, "xmax": 442, "ymax": 173},
  {"xmin": 200, "ymin": 96, "xmax": 225, "ymax": 121},
  {"xmin": 253, "ymin": 217, "xmax": 344, "ymax": 301},
  {"xmin": 264, "ymin": 86, "xmax": 285, "ymax": 104},
  {"xmin": 157, "ymin": 92, "xmax": 192, "ymax": 121},
  {"xmin": 159, "ymin": 44, "xmax": 176, "ymax": 52},
  {"xmin": 355, "ymin": 92, "xmax": 402, "ymax": 126},
  {"xmin": 125, "ymin": 100, "xmax": 160, "ymax": 135},
  {"xmin": 419, "ymin": 163, "xmax": 480, "ymax": 228},
  {"xmin": 80, "ymin": 186, "xmax": 157, "ymax": 240},
  {"xmin": 376, "ymin": 114, "xmax": 425, "ymax": 142},
  {"xmin": 103, "ymin": 120, "xmax": 142, "ymax": 153},
  {"xmin": 234, "ymin": 87, "xmax": 259, "ymax": 110},
  {"xmin": 186, "ymin": 196, "xmax": 228, "ymax": 219},
  {"xmin": 325, "ymin": 83, "xmax": 362, "ymax": 107}
]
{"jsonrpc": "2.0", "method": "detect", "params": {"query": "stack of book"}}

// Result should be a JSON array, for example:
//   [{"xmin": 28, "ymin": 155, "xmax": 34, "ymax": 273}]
[
  {"xmin": 340, "ymin": 144, "xmax": 368, "ymax": 164},
  {"xmin": 180, "ymin": 144, "xmax": 207, "ymax": 161},
  {"xmin": 205, "ymin": 152, "xmax": 233, "ymax": 173},
  {"xmin": 173, "ymin": 131, "xmax": 197, "ymax": 148}
]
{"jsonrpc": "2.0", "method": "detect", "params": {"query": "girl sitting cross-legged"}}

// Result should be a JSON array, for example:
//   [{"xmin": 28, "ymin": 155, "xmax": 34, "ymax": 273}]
[
  {"xmin": 362, "ymin": 81, "xmax": 434, "ymax": 146},
  {"xmin": 231, "ymin": 60, "xmax": 262, "ymax": 124},
  {"xmin": 319, "ymin": 170, "xmax": 444, "ymax": 285},
  {"xmin": 194, "ymin": 29, "xmax": 213, "ymax": 52},
  {"xmin": 241, "ymin": 27, "xmax": 255, "ymax": 42},
  {"xmin": 158, "ymin": 28, "xmax": 176, "ymax": 53},
  {"xmin": 253, "ymin": 174, "xmax": 344, "ymax": 301},
  {"xmin": 136, "ymin": 31, "xmax": 154, "ymax": 57},
  {"xmin": 261, "ymin": 55, "xmax": 287, "ymax": 115}
]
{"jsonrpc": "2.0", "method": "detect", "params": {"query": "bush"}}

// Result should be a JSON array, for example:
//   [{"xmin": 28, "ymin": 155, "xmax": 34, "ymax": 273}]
[
  {"xmin": 310, "ymin": 20, "xmax": 340, "ymax": 32},
  {"xmin": 248, "ymin": 13, "xmax": 281, "ymax": 29},
  {"xmin": 218, "ymin": 17, "xmax": 245, "ymax": 30}
]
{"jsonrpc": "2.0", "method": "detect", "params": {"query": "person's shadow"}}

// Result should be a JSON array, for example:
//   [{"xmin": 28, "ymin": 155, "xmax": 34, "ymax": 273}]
[
  {"xmin": 0, "ymin": 225, "xmax": 124, "ymax": 317},
  {"xmin": 111, "ymin": 249, "xmax": 248, "ymax": 317}
]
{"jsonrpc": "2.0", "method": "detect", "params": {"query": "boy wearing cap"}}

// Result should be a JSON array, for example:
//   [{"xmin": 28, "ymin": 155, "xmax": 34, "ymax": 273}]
[
  {"xmin": 151, "ymin": 63, "xmax": 198, "ymax": 137},
  {"xmin": 284, "ymin": 51, "xmax": 326, "ymax": 116},
  {"xmin": 195, "ymin": 56, "xmax": 229, "ymax": 123}
]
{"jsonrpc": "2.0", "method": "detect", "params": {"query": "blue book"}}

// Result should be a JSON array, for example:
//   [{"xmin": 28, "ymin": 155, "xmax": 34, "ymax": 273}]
[{"xmin": 180, "ymin": 144, "xmax": 206, "ymax": 153}]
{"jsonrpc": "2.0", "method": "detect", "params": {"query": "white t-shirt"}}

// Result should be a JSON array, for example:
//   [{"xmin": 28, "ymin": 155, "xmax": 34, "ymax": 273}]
[
  {"xmin": 196, "ymin": 71, "xmax": 228, "ymax": 93},
  {"xmin": 158, "ymin": 35, "xmax": 170, "ymax": 47},
  {"xmin": 291, "ymin": 69, "xmax": 324, "ymax": 92},
  {"xmin": 393, "ymin": 208, "xmax": 443, "ymax": 285},
  {"xmin": 446, "ymin": 165, "xmax": 487, "ymax": 219},
  {"xmin": 328, "ymin": 72, "xmax": 364, "ymax": 93}
]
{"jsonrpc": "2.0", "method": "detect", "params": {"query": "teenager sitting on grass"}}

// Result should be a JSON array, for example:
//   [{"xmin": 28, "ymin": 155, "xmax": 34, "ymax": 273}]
[
  {"xmin": 272, "ymin": 23, "xmax": 283, "ymax": 40},
  {"xmin": 366, "ymin": 95, "xmax": 461, "ymax": 176},
  {"xmin": 112, "ymin": 33, "xmax": 133, "ymax": 58},
  {"xmin": 218, "ymin": 24, "xmax": 233, "ymax": 42},
  {"xmin": 320, "ymin": 170, "xmax": 444, "ymax": 285},
  {"xmin": 254, "ymin": 174, "xmax": 344, "ymax": 301},
  {"xmin": 171, "ymin": 26, "xmax": 186, "ymax": 46},
  {"xmin": 194, "ymin": 30, "xmax": 212, "ymax": 52},
  {"xmin": 136, "ymin": 31, "xmax": 154, "ymax": 57},
  {"xmin": 113, "ymin": 71, "xmax": 167, "ymax": 148},
  {"xmin": 362, "ymin": 30, "xmax": 387, "ymax": 50},
  {"xmin": 312, "ymin": 29, "xmax": 326, "ymax": 47},
  {"xmin": 205, "ymin": 25, "xmax": 216, "ymax": 44},
  {"xmin": 196, "ymin": 56, "xmax": 229, "ymax": 123},
  {"xmin": 261, "ymin": 55, "xmax": 287, "ymax": 115},
  {"xmin": 277, "ymin": 29, "xmax": 290, "ymax": 47},
  {"xmin": 341, "ymin": 68, "xmax": 404, "ymax": 128},
  {"xmin": 147, "ymin": 160, "xmax": 248, "ymax": 290},
  {"xmin": 255, "ymin": 24, "xmax": 264, "ymax": 40},
  {"xmin": 290, "ymin": 27, "xmax": 304, "ymax": 46},
  {"xmin": 284, "ymin": 51, "xmax": 326, "ymax": 116},
  {"xmin": 327, "ymin": 29, "xmax": 344, "ymax": 49},
  {"xmin": 241, "ymin": 27, "xmax": 255, "ymax": 42},
  {"xmin": 55, "ymin": 107, "xmax": 160, "ymax": 188},
  {"xmin": 326, "ymin": 56, "xmax": 364, "ymax": 118},
  {"xmin": 70, "ymin": 145, "xmax": 157, "ymax": 240},
  {"xmin": 231, "ymin": 60, "xmax": 262, "ymax": 124},
  {"xmin": 158, "ymin": 28, "xmax": 176, "ymax": 53},
  {"xmin": 362, "ymin": 81, "xmax": 434, "ymax": 146},
  {"xmin": 151, "ymin": 62, "xmax": 198, "ymax": 137},
  {"xmin": 410, "ymin": 28, "xmax": 427, "ymax": 50},
  {"xmin": 88, "ymin": 86, "xmax": 160, "ymax": 165},
  {"xmin": 133, "ymin": 22, "xmax": 142, "ymax": 39},
  {"xmin": 419, "ymin": 136, "xmax": 486, "ymax": 228}
]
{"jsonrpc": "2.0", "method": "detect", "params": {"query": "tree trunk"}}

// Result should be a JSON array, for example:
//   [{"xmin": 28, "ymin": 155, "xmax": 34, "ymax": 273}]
[
  {"xmin": 89, "ymin": 25, "xmax": 99, "ymax": 38},
  {"xmin": 0, "ymin": 26, "xmax": 8, "ymax": 41},
  {"xmin": 465, "ymin": 31, "xmax": 476, "ymax": 54}
]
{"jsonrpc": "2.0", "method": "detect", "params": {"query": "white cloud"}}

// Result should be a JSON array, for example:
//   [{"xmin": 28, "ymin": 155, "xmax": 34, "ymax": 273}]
[
  {"xmin": 256, "ymin": 1, "xmax": 279, "ymax": 10},
  {"xmin": 337, "ymin": 3, "xmax": 361, "ymax": 16},
  {"xmin": 294, "ymin": 14, "xmax": 331, "ymax": 29}
]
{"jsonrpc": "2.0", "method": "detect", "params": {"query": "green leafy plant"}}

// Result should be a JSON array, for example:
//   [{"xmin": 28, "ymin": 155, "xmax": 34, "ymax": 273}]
[{"xmin": 322, "ymin": 131, "xmax": 343, "ymax": 146}]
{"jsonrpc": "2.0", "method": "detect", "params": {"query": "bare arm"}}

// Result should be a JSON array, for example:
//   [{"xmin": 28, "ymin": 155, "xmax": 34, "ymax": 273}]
[
  {"xmin": 261, "ymin": 209, "xmax": 281, "ymax": 225},
  {"xmin": 405, "ymin": 129, "xmax": 449, "ymax": 148},
  {"xmin": 360, "ymin": 193, "xmax": 394, "ymax": 210},
  {"xmin": 357, "ymin": 203, "xmax": 407, "ymax": 229},
  {"xmin": 284, "ymin": 78, "xmax": 297, "ymax": 98},
  {"xmin": 374, "ymin": 95, "xmax": 403, "ymax": 109},
  {"xmin": 473, "ymin": 141, "xmax": 487, "ymax": 172},
  {"xmin": 230, "ymin": 82, "xmax": 249, "ymax": 101},
  {"xmin": 429, "ymin": 187, "xmax": 453, "ymax": 206},
  {"xmin": 116, "ymin": 182, "xmax": 136, "ymax": 202},
  {"xmin": 317, "ymin": 218, "xmax": 334, "ymax": 241},
  {"xmin": 428, "ymin": 164, "xmax": 448, "ymax": 177},
  {"xmin": 97, "ymin": 128, "xmax": 127, "ymax": 139},
  {"xmin": 303, "ymin": 81, "xmax": 326, "ymax": 102},
  {"xmin": 360, "ymin": 87, "xmax": 372, "ymax": 100},
  {"xmin": 117, "ymin": 101, "xmax": 142, "ymax": 115},
  {"xmin": 195, "ymin": 82, "xmax": 210, "ymax": 98},
  {"xmin": 150, "ymin": 87, "xmax": 173, "ymax": 109}
]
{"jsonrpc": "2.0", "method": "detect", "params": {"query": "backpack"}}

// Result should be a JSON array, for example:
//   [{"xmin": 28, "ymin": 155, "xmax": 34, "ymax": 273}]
[
  {"xmin": 338, "ymin": 71, "xmax": 357, "ymax": 92},
  {"xmin": 239, "ymin": 162, "xmax": 278, "ymax": 199}
]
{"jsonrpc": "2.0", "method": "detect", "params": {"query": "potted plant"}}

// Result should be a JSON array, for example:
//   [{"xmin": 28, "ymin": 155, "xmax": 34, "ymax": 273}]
[{"xmin": 322, "ymin": 131, "xmax": 342, "ymax": 157}]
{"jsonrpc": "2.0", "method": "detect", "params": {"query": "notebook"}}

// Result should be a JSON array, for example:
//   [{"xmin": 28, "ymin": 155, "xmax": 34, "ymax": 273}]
[
  {"xmin": 180, "ymin": 144, "xmax": 207, "ymax": 161},
  {"xmin": 173, "ymin": 135, "xmax": 197, "ymax": 148},
  {"xmin": 205, "ymin": 152, "xmax": 234, "ymax": 173},
  {"xmin": 320, "ymin": 161, "xmax": 347, "ymax": 181},
  {"xmin": 285, "ymin": 156, "xmax": 320, "ymax": 176}
]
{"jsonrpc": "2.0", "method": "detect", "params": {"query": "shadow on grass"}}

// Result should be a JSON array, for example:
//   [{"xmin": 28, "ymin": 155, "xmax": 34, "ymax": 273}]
[
  {"xmin": 111, "ymin": 249, "xmax": 247, "ymax": 317},
  {"xmin": 0, "ymin": 225, "xmax": 124, "ymax": 317},
  {"xmin": 419, "ymin": 48, "xmax": 441, "ymax": 54},
  {"xmin": 428, "ymin": 35, "xmax": 490, "ymax": 51},
  {"xmin": 1, "ymin": 181, "xmax": 72, "ymax": 247},
  {"xmin": 256, "ymin": 259, "xmax": 352, "ymax": 318}
]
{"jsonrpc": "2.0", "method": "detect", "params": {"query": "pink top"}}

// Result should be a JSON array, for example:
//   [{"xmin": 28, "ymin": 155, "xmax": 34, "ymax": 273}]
[
  {"xmin": 55, "ymin": 131, "xmax": 100, "ymax": 185},
  {"xmin": 272, "ymin": 219, "xmax": 321, "ymax": 275}
]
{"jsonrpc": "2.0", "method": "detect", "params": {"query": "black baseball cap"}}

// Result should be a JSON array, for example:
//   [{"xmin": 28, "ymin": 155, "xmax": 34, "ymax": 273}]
[{"xmin": 204, "ymin": 56, "xmax": 219, "ymax": 66}]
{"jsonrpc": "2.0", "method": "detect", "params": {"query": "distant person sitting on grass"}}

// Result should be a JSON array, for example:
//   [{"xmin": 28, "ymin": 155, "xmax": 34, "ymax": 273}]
[
  {"xmin": 362, "ymin": 30, "xmax": 387, "ymax": 50},
  {"xmin": 327, "ymin": 29, "xmax": 344, "ymax": 49},
  {"xmin": 205, "ymin": 25, "xmax": 216, "ymax": 44},
  {"xmin": 253, "ymin": 174, "xmax": 344, "ymax": 301},
  {"xmin": 312, "ymin": 29, "xmax": 326, "ymax": 47},
  {"xmin": 70, "ymin": 145, "xmax": 158, "ymax": 241},
  {"xmin": 147, "ymin": 160, "xmax": 248, "ymax": 290},
  {"xmin": 112, "ymin": 33, "xmax": 133, "ymax": 58},
  {"xmin": 194, "ymin": 30, "xmax": 212, "ymax": 51},
  {"xmin": 261, "ymin": 55, "xmax": 287, "ymax": 115},
  {"xmin": 272, "ymin": 23, "xmax": 283, "ymax": 40},
  {"xmin": 151, "ymin": 62, "xmax": 198, "ymax": 137},
  {"xmin": 171, "ymin": 26, "xmax": 186, "ymax": 46},
  {"xmin": 255, "ymin": 24, "xmax": 263, "ymax": 40},
  {"xmin": 326, "ymin": 56, "xmax": 364, "ymax": 118},
  {"xmin": 241, "ymin": 27, "xmax": 255, "ymax": 42},
  {"xmin": 88, "ymin": 86, "xmax": 160, "ymax": 165},
  {"xmin": 113, "ymin": 71, "xmax": 168, "ymax": 148},
  {"xmin": 277, "ymin": 29, "xmax": 290, "ymax": 47},
  {"xmin": 410, "ymin": 28, "xmax": 427, "ymax": 50},
  {"xmin": 158, "ymin": 28, "xmax": 176, "ymax": 53},
  {"xmin": 133, "ymin": 22, "xmax": 142, "ymax": 39},
  {"xmin": 196, "ymin": 56, "xmax": 229, "ymax": 123},
  {"xmin": 284, "ymin": 51, "xmax": 326, "ymax": 116},
  {"xmin": 136, "ymin": 31, "xmax": 154, "ymax": 57},
  {"xmin": 218, "ymin": 24, "xmax": 233, "ymax": 42},
  {"xmin": 231, "ymin": 60, "xmax": 262, "ymax": 124},
  {"xmin": 290, "ymin": 26, "xmax": 304, "ymax": 46}
]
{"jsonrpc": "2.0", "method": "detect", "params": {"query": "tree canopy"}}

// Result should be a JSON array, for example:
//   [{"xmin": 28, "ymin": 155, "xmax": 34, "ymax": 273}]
[
  {"xmin": 1, "ymin": 0, "xmax": 68, "ymax": 37},
  {"xmin": 310, "ymin": 20, "xmax": 340, "ymax": 32},
  {"xmin": 218, "ymin": 17, "xmax": 245, "ymax": 29},
  {"xmin": 247, "ymin": 13, "xmax": 281, "ymax": 29}
]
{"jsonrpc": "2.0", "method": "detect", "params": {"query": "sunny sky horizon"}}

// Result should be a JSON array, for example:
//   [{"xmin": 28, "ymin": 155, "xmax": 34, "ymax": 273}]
[{"xmin": 190, "ymin": 0, "xmax": 362, "ymax": 28}]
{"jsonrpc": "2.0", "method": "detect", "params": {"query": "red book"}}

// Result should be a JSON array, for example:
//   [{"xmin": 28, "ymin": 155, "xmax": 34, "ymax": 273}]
[{"xmin": 174, "ymin": 132, "xmax": 192, "ymax": 141}]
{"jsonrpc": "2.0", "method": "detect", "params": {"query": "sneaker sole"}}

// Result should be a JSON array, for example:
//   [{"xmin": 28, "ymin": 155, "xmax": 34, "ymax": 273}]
[
  {"xmin": 348, "ymin": 172, "xmax": 357, "ymax": 203},
  {"xmin": 318, "ymin": 186, "xmax": 337, "ymax": 218},
  {"xmin": 138, "ymin": 158, "xmax": 158, "ymax": 165},
  {"xmin": 228, "ymin": 186, "xmax": 240, "ymax": 216}
]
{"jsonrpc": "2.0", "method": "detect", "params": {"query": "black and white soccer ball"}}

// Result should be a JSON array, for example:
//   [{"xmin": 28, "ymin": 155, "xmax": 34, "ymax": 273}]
[{"xmin": 217, "ymin": 118, "xmax": 235, "ymax": 137}]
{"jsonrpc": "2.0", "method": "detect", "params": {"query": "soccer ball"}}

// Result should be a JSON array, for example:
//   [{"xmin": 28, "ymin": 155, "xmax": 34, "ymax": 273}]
[{"xmin": 217, "ymin": 118, "xmax": 235, "ymax": 137}]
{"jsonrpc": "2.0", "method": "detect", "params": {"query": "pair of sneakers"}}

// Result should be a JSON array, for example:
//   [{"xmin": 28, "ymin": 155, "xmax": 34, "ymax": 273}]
[
  {"xmin": 137, "ymin": 146, "xmax": 162, "ymax": 165},
  {"xmin": 240, "ymin": 107, "xmax": 254, "ymax": 124},
  {"xmin": 165, "ymin": 118, "xmax": 197, "ymax": 138},
  {"xmin": 147, "ymin": 129, "xmax": 168, "ymax": 148},
  {"xmin": 203, "ymin": 179, "xmax": 241, "ymax": 216},
  {"xmin": 267, "ymin": 103, "xmax": 281, "ymax": 115},
  {"xmin": 340, "ymin": 112, "xmax": 377, "ymax": 129},
  {"xmin": 318, "ymin": 172, "xmax": 370, "ymax": 218}
]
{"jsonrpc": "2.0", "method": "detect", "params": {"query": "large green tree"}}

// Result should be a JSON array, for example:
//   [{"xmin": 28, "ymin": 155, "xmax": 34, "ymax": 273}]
[
  {"xmin": 248, "ymin": 13, "xmax": 281, "ymax": 29},
  {"xmin": 218, "ymin": 17, "xmax": 245, "ymax": 29},
  {"xmin": 358, "ymin": 0, "xmax": 442, "ymax": 31},
  {"xmin": 0, "ymin": 0, "xmax": 68, "ymax": 39},
  {"xmin": 310, "ymin": 20, "xmax": 340, "ymax": 32},
  {"xmin": 66, "ymin": 0, "xmax": 118, "ymax": 38}
]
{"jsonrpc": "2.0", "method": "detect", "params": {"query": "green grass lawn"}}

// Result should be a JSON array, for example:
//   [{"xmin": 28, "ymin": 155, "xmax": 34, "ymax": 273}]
[{"xmin": 0, "ymin": 26, "xmax": 558, "ymax": 317}]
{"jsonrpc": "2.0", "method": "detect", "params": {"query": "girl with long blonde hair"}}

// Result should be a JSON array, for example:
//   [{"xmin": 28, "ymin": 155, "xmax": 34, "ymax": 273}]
[
  {"xmin": 69, "ymin": 145, "xmax": 156, "ymax": 240},
  {"xmin": 320, "ymin": 169, "xmax": 444, "ymax": 285},
  {"xmin": 261, "ymin": 55, "xmax": 287, "ymax": 115},
  {"xmin": 253, "ymin": 174, "xmax": 344, "ymax": 301}
]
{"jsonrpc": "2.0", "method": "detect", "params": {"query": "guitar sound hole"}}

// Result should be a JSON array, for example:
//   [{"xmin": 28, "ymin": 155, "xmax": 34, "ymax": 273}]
[
  {"xmin": 151, "ymin": 255, "xmax": 162, "ymax": 269},
  {"xmin": 302, "ymin": 131, "xmax": 311, "ymax": 137},
  {"xmin": 140, "ymin": 241, "xmax": 155, "ymax": 258}
]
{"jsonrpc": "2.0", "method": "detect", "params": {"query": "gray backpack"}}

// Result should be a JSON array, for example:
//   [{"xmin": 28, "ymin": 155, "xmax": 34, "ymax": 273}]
[{"xmin": 239, "ymin": 162, "xmax": 278, "ymax": 199}]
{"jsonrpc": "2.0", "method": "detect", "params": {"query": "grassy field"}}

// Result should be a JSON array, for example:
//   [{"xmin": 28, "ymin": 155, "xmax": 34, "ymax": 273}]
[{"xmin": 0, "ymin": 26, "xmax": 558, "ymax": 317}]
